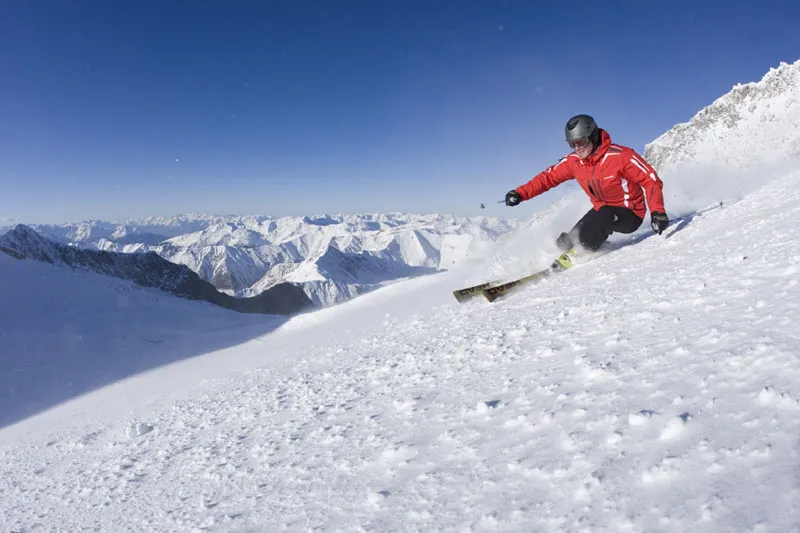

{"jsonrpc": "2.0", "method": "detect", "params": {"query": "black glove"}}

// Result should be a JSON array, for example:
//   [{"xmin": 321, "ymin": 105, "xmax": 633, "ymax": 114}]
[
  {"xmin": 505, "ymin": 190, "xmax": 522, "ymax": 207},
  {"xmin": 651, "ymin": 212, "xmax": 669, "ymax": 235}
]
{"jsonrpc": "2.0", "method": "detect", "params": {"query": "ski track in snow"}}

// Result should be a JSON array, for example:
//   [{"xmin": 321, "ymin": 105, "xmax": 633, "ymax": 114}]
[{"xmin": 2, "ymin": 172, "xmax": 800, "ymax": 532}]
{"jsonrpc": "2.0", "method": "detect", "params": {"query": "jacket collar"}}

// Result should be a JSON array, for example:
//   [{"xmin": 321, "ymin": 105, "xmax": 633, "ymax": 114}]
[{"xmin": 583, "ymin": 129, "xmax": 612, "ymax": 165}]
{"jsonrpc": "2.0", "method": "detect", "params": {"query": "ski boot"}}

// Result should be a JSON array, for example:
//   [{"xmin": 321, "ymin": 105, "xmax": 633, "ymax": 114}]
[{"xmin": 551, "ymin": 249, "xmax": 575, "ymax": 272}]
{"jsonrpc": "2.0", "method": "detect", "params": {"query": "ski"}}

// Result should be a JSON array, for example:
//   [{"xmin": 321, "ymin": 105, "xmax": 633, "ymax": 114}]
[
  {"xmin": 452, "ymin": 280, "xmax": 500, "ymax": 303},
  {"xmin": 482, "ymin": 252, "xmax": 574, "ymax": 303},
  {"xmin": 453, "ymin": 252, "xmax": 576, "ymax": 303},
  {"xmin": 452, "ymin": 260, "xmax": 541, "ymax": 302}
]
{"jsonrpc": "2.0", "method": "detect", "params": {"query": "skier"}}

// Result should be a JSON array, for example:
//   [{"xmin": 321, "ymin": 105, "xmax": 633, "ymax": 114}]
[{"xmin": 504, "ymin": 114, "xmax": 669, "ymax": 252}]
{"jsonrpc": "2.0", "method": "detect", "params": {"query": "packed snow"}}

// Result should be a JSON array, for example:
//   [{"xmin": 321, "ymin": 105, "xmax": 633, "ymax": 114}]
[{"xmin": 2, "ymin": 61, "xmax": 800, "ymax": 531}]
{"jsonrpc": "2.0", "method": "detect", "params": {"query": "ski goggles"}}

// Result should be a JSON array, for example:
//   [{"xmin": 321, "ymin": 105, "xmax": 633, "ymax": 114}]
[{"xmin": 567, "ymin": 137, "xmax": 591, "ymax": 149}]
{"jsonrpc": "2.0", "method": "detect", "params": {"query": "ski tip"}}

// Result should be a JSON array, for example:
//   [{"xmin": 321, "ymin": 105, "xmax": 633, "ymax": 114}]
[{"xmin": 453, "ymin": 292, "xmax": 477, "ymax": 303}]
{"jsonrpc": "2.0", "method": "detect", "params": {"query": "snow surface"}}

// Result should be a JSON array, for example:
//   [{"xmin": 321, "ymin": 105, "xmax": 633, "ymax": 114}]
[
  {"xmin": 2, "ymin": 167, "xmax": 800, "ymax": 531},
  {"xmin": 2, "ymin": 61, "xmax": 800, "ymax": 531},
  {"xmin": 0, "ymin": 257, "xmax": 287, "ymax": 429}
]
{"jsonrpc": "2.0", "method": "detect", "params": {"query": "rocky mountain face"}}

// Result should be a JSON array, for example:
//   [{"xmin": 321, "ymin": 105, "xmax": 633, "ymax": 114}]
[
  {"xmin": 0, "ymin": 225, "xmax": 313, "ymax": 315},
  {"xmin": 644, "ymin": 60, "xmax": 800, "ymax": 172},
  {"xmin": 637, "ymin": 59, "xmax": 800, "ymax": 218},
  {"xmin": 25, "ymin": 214, "xmax": 518, "ymax": 306}
]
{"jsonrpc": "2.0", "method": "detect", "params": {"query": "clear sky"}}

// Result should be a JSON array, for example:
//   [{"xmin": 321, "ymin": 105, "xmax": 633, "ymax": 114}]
[{"xmin": 1, "ymin": 0, "xmax": 799, "ymax": 224}]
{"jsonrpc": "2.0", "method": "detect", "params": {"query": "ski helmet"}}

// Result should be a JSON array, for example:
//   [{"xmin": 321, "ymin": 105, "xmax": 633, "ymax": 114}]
[{"xmin": 565, "ymin": 114, "xmax": 599, "ymax": 145}]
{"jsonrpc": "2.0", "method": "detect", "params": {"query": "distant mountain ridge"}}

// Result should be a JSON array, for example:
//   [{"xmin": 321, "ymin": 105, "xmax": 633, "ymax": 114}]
[
  {"xmin": 0, "ymin": 225, "xmax": 312, "ymax": 315},
  {"xmin": 23, "ymin": 213, "xmax": 519, "ymax": 306}
]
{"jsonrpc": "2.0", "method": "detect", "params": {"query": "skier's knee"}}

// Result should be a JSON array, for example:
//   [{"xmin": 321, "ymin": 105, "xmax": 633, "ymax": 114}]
[
  {"xmin": 578, "ymin": 236, "xmax": 604, "ymax": 251},
  {"xmin": 577, "ymin": 227, "xmax": 607, "ymax": 251}
]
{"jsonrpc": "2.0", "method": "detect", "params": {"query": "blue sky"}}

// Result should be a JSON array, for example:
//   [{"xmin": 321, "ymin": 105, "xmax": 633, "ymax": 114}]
[{"xmin": 1, "ymin": 1, "xmax": 799, "ymax": 224}]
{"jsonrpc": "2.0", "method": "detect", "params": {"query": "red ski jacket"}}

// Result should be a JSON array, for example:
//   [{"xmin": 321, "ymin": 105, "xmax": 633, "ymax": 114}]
[{"xmin": 516, "ymin": 129, "xmax": 665, "ymax": 219}]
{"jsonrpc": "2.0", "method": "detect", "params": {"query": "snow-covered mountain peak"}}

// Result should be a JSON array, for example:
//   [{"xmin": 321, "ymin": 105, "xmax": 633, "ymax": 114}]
[
  {"xmin": 645, "ymin": 59, "xmax": 800, "ymax": 172},
  {"xmin": 163, "ymin": 223, "xmax": 272, "ymax": 248}
]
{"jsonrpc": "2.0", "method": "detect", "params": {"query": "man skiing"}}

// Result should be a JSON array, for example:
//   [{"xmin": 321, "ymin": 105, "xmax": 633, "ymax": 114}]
[{"xmin": 505, "ymin": 114, "xmax": 669, "ymax": 251}]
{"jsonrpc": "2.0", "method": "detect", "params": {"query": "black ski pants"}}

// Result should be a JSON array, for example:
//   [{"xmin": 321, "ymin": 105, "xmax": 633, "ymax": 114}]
[{"xmin": 564, "ymin": 206, "xmax": 643, "ymax": 251}]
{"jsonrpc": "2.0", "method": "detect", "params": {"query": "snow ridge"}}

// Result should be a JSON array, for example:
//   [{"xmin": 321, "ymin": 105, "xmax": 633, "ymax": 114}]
[
  {"xmin": 645, "ymin": 59, "xmax": 800, "ymax": 172},
  {"xmin": 0, "ymin": 225, "xmax": 313, "ymax": 315}
]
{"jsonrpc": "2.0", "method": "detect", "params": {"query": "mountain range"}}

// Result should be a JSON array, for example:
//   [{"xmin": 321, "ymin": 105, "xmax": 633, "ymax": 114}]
[{"xmin": 7, "ymin": 214, "xmax": 519, "ymax": 306}]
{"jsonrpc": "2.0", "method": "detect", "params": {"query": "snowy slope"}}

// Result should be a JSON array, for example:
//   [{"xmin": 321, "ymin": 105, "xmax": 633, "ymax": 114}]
[
  {"xmin": 0, "ymin": 254, "xmax": 287, "ymax": 428},
  {"xmin": 2, "ymin": 168, "xmax": 799, "ymax": 531}
]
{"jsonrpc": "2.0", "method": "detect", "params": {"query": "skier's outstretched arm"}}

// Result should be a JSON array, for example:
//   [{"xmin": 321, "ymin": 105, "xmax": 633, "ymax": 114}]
[{"xmin": 506, "ymin": 158, "xmax": 574, "ymax": 207}]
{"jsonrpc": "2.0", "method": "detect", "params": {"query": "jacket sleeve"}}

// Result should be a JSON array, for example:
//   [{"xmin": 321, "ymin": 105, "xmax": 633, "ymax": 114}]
[
  {"xmin": 515, "ymin": 157, "xmax": 574, "ymax": 201},
  {"xmin": 622, "ymin": 151, "xmax": 666, "ymax": 214}
]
